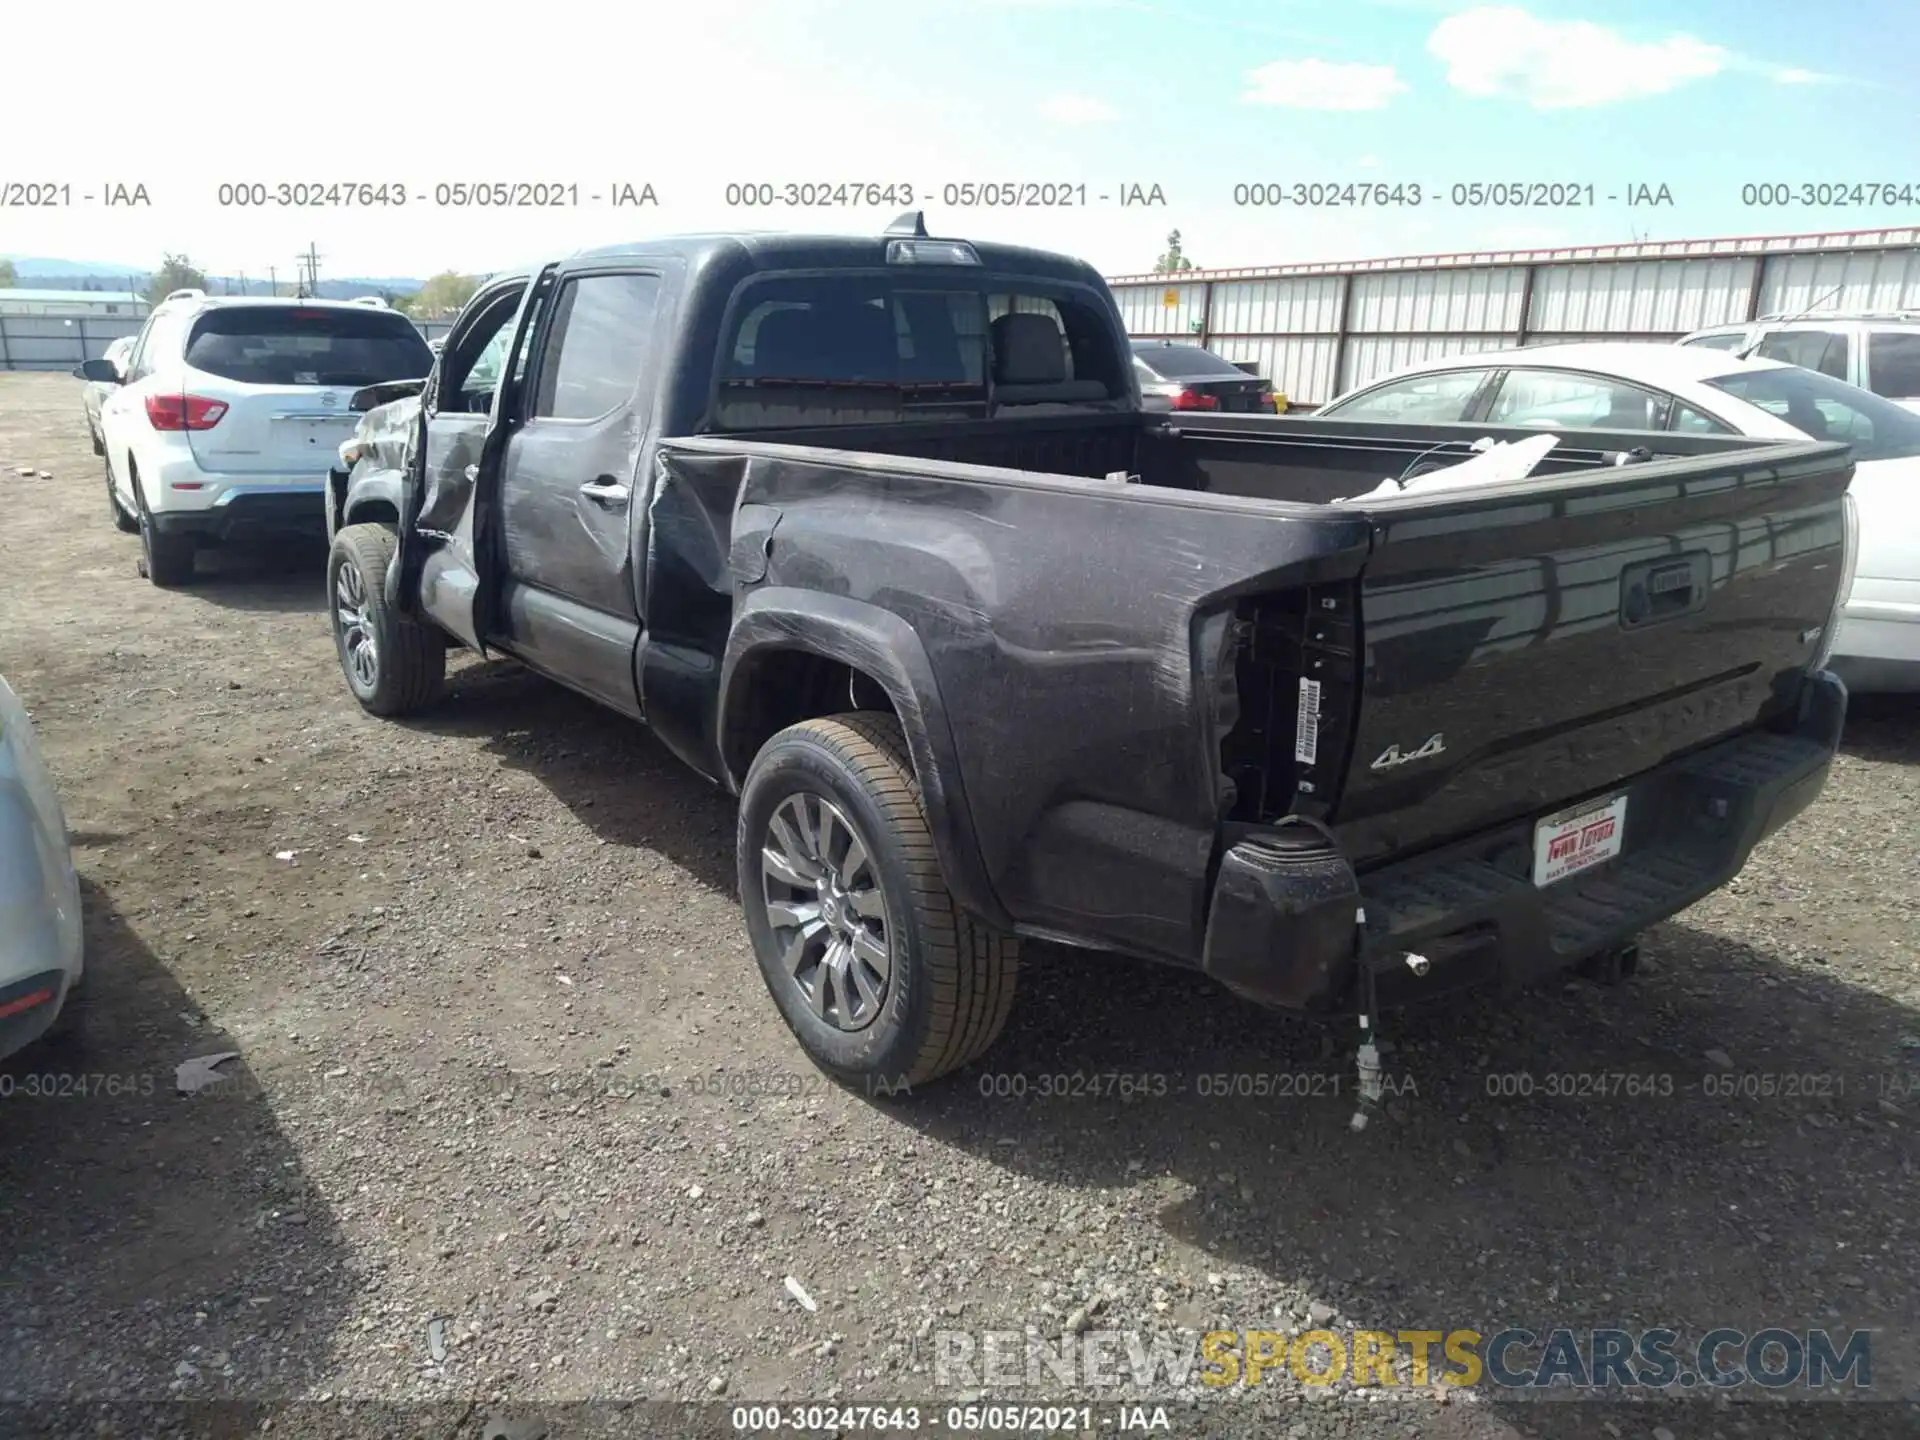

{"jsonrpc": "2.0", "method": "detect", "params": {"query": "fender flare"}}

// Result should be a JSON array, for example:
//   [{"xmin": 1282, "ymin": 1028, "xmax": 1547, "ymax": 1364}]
[
  {"xmin": 341, "ymin": 468, "xmax": 404, "ymax": 528},
  {"xmin": 719, "ymin": 588, "xmax": 1011, "ymax": 932}
]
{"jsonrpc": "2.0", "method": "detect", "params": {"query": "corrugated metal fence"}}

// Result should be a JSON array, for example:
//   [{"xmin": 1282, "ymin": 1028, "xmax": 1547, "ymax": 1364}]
[
  {"xmin": 0, "ymin": 316, "xmax": 456, "ymax": 371},
  {"xmin": 1109, "ymin": 227, "xmax": 1920, "ymax": 406}
]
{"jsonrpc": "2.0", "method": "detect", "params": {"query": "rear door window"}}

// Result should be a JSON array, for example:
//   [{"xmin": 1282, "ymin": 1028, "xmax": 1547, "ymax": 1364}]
[
  {"xmin": 532, "ymin": 274, "xmax": 662, "ymax": 420},
  {"xmin": 1866, "ymin": 330, "xmax": 1920, "ymax": 400},
  {"xmin": 1485, "ymin": 369, "xmax": 1670, "ymax": 430},
  {"xmin": 1325, "ymin": 368, "xmax": 1491, "ymax": 423},
  {"xmin": 1680, "ymin": 332, "xmax": 1748, "ymax": 352},
  {"xmin": 184, "ymin": 307, "xmax": 435, "ymax": 388}
]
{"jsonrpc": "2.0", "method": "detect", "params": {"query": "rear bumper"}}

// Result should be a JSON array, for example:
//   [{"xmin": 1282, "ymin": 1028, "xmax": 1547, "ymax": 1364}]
[
  {"xmin": 1201, "ymin": 670, "xmax": 1846, "ymax": 1012},
  {"xmin": 150, "ymin": 486, "xmax": 327, "ymax": 544},
  {"xmin": 0, "ymin": 969, "xmax": 72, "ymax": 1061}
]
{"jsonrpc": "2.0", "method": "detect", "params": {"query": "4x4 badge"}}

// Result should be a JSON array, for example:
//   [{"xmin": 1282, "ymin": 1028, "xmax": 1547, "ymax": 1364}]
[{"xmin": 1371, "ymin": 734, "xmax": 1446, "ymax": 771}]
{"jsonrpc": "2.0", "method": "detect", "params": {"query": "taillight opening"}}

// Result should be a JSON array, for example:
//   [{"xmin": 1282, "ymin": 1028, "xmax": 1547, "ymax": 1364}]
[
  {"xmin": 1171, "ymin": 389, "xmax": 1219, "ymax": 412},
  {"xmin": 145, "ymin": 394, "xmax": 228, "ymax": 431}
]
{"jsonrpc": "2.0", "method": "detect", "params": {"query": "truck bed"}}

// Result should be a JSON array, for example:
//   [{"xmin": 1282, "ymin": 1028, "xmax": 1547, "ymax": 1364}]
[{"xmin": 653, "ymin": 411, "xmax": 1854, "ymax": 976}]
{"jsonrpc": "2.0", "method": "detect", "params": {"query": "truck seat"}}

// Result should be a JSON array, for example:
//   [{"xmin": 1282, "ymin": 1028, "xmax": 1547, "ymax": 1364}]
[{"xmin": 989, "ymin": 313, "xmax": 1108, "ymax": 405}]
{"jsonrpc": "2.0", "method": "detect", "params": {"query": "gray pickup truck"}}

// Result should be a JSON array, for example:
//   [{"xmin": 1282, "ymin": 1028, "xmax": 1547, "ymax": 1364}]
[{"xmin": 325, "ymin": 214, "xmax": 1858, "ymax": 1105}]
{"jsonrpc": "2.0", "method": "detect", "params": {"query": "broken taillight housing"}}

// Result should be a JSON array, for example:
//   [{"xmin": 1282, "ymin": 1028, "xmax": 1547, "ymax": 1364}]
[{"xmin": 145, "ymin": 394, "xmax": 228, "ymax": 431}]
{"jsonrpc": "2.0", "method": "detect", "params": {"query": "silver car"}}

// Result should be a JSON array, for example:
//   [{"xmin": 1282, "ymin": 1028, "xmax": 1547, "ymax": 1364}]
[
  {"xmin": 76, "ymin": 335, "xmax": 136, "ymax": 456},
  {"xmin": 0, "ymin": 675, "xmax": 85, "ymax": 1060}
]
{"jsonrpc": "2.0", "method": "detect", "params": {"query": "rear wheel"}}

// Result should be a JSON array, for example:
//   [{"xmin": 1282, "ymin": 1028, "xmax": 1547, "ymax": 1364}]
[
  {"xmin": 133, "ymin": 462, "xmax": 196, "ymax": 587},
  {"xmin": 328, "ymin": 523, "xmax": 446, "ymax": 716},
  {"xmin": 738, "ymin": 713, "xmax": 1019, "ymax": 1091}
]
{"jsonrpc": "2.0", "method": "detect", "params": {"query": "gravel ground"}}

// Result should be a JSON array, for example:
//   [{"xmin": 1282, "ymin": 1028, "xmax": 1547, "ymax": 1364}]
[{"xmin": 1, "ymin": 369, "xmax": 1916, "ymax": 1440}]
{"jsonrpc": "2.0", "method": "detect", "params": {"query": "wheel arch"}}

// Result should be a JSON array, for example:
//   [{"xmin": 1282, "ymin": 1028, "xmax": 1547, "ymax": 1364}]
[{"xmin": 719, "ymin": 589, "xmax": 1010, "ymax": 931}]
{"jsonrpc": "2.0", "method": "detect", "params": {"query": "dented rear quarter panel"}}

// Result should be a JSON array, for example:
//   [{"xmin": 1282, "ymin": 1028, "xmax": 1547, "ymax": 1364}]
[{"xmin": 651, "ymin": 437, "xmax": 1373, "ymax": 961}]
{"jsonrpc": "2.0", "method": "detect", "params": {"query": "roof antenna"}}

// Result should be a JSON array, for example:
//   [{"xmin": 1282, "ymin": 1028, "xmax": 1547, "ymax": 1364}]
[
  {"xmin": 1735, "ymin": 282, "xmax": 1845, "ymax": 360},
  {"xmin": 883, "ymin": 210, "xmax": 929, "ymax": 238}
]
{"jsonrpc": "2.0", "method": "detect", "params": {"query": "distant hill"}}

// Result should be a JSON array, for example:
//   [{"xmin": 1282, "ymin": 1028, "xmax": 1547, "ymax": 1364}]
[
  {"xmin": 3, "ymin": 255, "xmax": 429, "ymax": 300},
  {"xmin": 2, "ymin": 256, "xmax": 143, "ymax": 279}
]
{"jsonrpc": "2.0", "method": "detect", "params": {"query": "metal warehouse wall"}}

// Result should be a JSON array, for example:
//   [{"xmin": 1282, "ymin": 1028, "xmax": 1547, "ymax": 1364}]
[{"xmin": 1109, "ymin": 228, "xmax": 1920, "ymax": 406}]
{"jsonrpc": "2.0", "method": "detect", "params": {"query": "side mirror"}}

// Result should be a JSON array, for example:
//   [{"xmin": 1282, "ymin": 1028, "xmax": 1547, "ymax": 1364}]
[{"xmin": 78, "ymin": 359, "xmax": 123, "ymax": 383}]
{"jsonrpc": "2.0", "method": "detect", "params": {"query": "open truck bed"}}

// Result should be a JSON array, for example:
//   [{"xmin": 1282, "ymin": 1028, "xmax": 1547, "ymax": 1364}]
[{"xmin": 652, "ymin": 411, "xmax": 1854, "ymax": 1011}]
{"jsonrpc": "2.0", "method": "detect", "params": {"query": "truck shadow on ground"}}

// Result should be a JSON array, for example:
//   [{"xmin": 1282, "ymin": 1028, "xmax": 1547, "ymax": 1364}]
[
  {"xmin": 0, "ymin": 877, "xmax": 351, "ymax": 1416},
  {"xmin": 895, "ymin": 918, "xmax": 1916, "ymax": 1406},
  {"xmin": 401, "ymin": 656, "xmax": 739, "ymax": 893},
  {"xmin": 392, "ymin": 660, "xmax": 1917, "ymax": 1420}
]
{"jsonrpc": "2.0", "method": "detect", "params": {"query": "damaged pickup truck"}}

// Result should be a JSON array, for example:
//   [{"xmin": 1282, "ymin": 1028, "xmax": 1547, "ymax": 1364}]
[{"xmin": 325, "ymin": 214, "xmax": 1859, "ymax": 1108}]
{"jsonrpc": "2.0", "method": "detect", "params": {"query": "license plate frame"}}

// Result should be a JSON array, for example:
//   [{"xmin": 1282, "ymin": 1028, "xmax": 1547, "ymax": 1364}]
[{"xmin": 1532, "ymin": 792, "xmax": 1628, "ymax": 888}]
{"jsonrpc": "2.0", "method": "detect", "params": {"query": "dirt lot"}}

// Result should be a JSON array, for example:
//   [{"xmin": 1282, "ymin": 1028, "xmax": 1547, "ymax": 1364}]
[{"xmin": 1, "ymin": 368, "xmax": 1917, "ymax": 1439}]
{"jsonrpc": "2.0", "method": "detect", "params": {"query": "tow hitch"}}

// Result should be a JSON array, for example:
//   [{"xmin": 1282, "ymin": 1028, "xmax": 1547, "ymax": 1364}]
[{"xmin": 1579, "ymin": 940, "xmax": 1641, "ymax": 986}]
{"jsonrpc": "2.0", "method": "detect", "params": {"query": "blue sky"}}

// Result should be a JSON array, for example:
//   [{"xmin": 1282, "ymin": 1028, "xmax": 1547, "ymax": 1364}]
[{"xmin": 6, "ymin": 0, "xmax": 1917, "ymax": 279}]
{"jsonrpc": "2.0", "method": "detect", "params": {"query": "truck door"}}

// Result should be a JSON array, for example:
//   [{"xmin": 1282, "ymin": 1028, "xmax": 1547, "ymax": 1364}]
[
  {"xmin": 405, "ymin": 271, "xmax": 551, "ymax": 651},
  {"xmin": 486, "ymin": 266, "xmax": 667, "ymax": 716}
]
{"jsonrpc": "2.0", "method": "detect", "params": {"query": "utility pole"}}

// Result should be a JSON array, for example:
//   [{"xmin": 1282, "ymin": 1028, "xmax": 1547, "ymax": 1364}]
[
  {"xmin": 295, "ymin": 242, "xmax": 322, "ymax": 298},
  {"xmin": 268, "ymin": 265, "xmax": 278, "ymax": 297}
]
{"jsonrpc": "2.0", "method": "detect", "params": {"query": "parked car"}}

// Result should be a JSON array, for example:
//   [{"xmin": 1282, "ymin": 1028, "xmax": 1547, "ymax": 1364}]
[
  {"xmin": 0, "ymin": 675, "xmax": 85, "ymax": 1062},
  {"xmin": 79, "ymin": 291, "xmax": 437, "ymax": 587},
  {"xmin": 74, "ymin": 335, "xmax": 135, "ymax": 455},
  {"xmin": 325, "ymin": 217, "xmax": 1854, "ymax": 1101},
  {"xmin": 1679, "ymin": 312, "xmax": 1920, "ymax": 413},
  {"xmin": 1318, "ymin": 341, "xmax": 1913, "ymax": 692},
  {"xmin": 1132, "ymin": 339, "xmax": 1283, "ymax": 413}
]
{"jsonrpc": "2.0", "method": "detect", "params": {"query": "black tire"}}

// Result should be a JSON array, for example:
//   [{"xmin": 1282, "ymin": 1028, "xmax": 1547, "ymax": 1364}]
[
  {"xmin": 328, "ymin": 523, "xmax": 446, "ymax": 716},
  {"xmin": 89, "ymin": 421, "xmax": 105, "ymax": 457},
  {"xmin": 138, "ymin": 511, "xmax": 196, "ymax": 587},
  {"xmin": 738, "ymin": 713, "xmax": 1019, "ymax": 1091},
  {"xmin": 106, "ymin": 455, "xmax": 138, "ymax": 533}
]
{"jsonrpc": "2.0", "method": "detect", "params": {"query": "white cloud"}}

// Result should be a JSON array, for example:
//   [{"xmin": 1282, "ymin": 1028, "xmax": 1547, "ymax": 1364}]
[
  {"xmin": 1243, "ymin": 58, "xmax": 1409, "ymax": 110},
  {"xmin": 1037, "ymin": 92, "xmax": 1120, "ymax": 125},
  {"xmin": 1426, "ymin": 6, "xmax": 1726, "ymax": 108}
]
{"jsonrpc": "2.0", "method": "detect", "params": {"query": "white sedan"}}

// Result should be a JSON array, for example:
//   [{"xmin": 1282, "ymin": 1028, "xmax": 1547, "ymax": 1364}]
[
  {"xmin": 0, "ymin": 675, "xmax": 85, "ymax": 1061},
  {"xmin": 1319, "ymin": 342, "xmax": 1920, "ymax": 693}
]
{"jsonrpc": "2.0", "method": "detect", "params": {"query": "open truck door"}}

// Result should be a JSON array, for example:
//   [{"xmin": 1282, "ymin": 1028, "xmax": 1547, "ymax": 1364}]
[{"xmin": 399, "ymin": 267, "xmax": 557, "ymax": 652}]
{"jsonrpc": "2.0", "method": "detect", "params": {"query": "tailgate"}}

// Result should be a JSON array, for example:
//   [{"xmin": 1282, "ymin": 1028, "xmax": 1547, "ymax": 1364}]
[
  {"xmin": 186, "ymin": 382, "xmax": 360, "ymax": 476},
  {"xmin": 1329, "ymin": 441, "xmax": 1855, "ymax": 865}
]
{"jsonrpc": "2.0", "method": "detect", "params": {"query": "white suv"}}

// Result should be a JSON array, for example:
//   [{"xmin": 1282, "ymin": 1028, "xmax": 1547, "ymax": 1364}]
[
  {"xmin": 87, "ymin": 291, "xmax": 435, "ymax": 586},
  {"xmin": 1678, "ymin": 312, "xmax": 1920, "ymax": 414}
]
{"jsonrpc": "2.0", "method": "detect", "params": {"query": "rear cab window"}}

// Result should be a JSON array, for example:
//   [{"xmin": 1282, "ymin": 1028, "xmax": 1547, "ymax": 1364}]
[
  {"xmin": 184, "ymin": 306, "xmax": 435, "ymax": 388},
  {"xmin": 711, "ymin": 271, "xmax": 1126, "ymax": 430},
  {"xmin": 1133, "ymin": 344, "xmax": 1253, "ymax": 380}
]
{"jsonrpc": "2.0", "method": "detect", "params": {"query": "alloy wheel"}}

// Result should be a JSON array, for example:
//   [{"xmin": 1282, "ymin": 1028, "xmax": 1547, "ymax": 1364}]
[
  {"xmin": 334, "ymin": 557, "xmax": 379, "ymax": 691},
  {"xmin": 759, "ymin": 791, "xmax": 892, "ymax": 1031}
]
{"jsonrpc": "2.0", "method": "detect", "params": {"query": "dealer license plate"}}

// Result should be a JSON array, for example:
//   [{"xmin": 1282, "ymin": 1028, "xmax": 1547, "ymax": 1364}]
[{"xmin": 1532, "ymin": 793, "xmax": 1627, "ymax": 888}]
